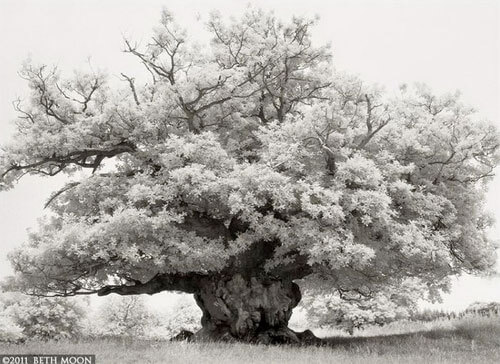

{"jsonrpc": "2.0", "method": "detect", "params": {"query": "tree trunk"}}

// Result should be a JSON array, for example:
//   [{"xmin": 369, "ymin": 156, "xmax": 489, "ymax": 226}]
[{"xmin": 191, "ymin": 274, "xmax": 320, "ymax": 345}]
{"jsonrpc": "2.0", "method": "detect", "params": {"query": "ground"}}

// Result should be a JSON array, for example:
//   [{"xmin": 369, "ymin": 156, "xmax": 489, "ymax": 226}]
[{"xmin": 1, "ymin": 316, "xmax": 499, "ymax": 363}]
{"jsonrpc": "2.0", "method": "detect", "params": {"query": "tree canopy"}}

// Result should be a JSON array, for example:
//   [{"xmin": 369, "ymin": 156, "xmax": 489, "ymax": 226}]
[{"xmin": 1, "ymin": 8, "xmax": 498, "ymax": 342}]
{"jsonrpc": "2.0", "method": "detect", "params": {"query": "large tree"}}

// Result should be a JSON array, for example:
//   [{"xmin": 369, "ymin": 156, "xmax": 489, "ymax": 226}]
[{"xmin": 1, "ymin": 9, "xmax": 498, "ymax": 344}]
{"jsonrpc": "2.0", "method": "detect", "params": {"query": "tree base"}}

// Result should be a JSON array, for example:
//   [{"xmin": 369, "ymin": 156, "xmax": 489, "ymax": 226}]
[
  {"xmin": 173, "ymin": 274, "xmax": 323, "ymax": 345},
  {"xmin": 172, "ymin": 327, "xmax": 322, "ymax": 345}
]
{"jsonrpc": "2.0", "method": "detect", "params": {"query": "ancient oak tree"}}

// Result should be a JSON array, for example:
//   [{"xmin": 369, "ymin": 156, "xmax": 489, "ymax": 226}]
[{"xmin": 1, "ymin": 9, "xmax": 498, "ymax": 343}]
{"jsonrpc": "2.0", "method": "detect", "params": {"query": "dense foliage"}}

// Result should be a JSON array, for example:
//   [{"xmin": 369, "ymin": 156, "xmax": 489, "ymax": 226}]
[
  {"xmin": 0, "ymin": 293, "xmax": 84, "ymax": 340},
  {"xmin": 1, "ymin": 8, "xmax": 498, "ymax": 337},
  {"xmin": 0, "ymin": 314, "xmax": 24, "ymax": 343}
]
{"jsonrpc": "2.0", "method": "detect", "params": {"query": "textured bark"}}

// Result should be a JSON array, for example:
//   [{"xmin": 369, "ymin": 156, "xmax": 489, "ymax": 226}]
[
  {"xmin": 191, "ymin": 274, "xmax": 320, "ymax": 344},
  {"xmin": 96, "ymin": 273, "xmax": 203, "ymax": 296}
]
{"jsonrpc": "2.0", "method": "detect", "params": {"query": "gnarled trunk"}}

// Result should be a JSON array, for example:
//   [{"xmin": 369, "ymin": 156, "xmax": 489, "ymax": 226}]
[{"xmin": 191, "ymin": 274, "xmax": 319, "ymax": 344}]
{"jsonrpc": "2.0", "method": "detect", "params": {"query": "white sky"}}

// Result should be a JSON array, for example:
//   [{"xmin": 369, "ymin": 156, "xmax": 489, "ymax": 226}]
[{"xmin": 0, "ymin": 0, "xmax": 499, "ymax": 312}]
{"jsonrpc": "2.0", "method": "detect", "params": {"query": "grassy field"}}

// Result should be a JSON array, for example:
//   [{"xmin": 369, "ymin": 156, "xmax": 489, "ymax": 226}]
[{"xmin": 1, "ymin": 316, "xmax": 499, "ymax": 364}]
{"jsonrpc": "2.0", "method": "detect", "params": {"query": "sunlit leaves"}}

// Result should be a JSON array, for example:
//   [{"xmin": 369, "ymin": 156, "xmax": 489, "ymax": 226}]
[{"xmin": 1, "ymin": 8, "xmax": 498, "ymax": 307}]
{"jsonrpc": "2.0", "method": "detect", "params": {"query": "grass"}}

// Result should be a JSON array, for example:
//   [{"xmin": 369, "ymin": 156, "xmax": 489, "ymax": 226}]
[{"xmin": 1, "ymin": 316, "xmax": 499, "ymax": 363}]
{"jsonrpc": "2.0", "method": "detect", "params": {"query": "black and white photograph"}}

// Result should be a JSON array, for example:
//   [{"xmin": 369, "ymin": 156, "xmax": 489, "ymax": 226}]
[{"xmin": 0, "ymin": 0, "xmax": 499, "ymax": 363}]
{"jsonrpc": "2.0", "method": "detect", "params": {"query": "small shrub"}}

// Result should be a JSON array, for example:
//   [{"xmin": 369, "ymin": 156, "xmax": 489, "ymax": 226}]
[
  {"xmin": 1, "ymin": 293, "xmax": 85, "ymax": 341},
  {"xmin": 88, "ymin": 296, "xmax": 157, "ymax": 338},
  {"xmin": 162, "ymin": 296, "xmax": 201, "ymax": 338},
  {"xmin": 0, "ymin": 314, "xmax": 25, "ymax": 343}
]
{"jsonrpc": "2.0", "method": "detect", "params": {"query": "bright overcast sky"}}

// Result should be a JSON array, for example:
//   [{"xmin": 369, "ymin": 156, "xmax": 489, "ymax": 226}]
[{"xmin": 0, "ymin": 0, "xmax": 499, "ymax": 311}]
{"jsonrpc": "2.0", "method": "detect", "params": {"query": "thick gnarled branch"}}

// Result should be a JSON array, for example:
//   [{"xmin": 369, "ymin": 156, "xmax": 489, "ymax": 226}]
[
  {"xmin": 96, "ymin": 273, "xmax": 205, "ymax": 296},
  {"xmin": 1, "ymin": 142, "xmax": 136, "ymax": 180},
  {"xmin": 24, "ymin": 273, "xmax": 208, "ymax": 298}
]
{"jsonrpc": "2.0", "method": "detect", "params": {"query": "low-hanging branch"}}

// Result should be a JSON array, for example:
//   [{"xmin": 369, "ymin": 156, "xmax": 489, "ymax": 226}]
[
  {"xmin": 26, "ymin": 272, "xmax": 208, "ymax": 297},
  {"xmin": 2, "ymin": 141, "xmax": 137, "ymax": 179}
]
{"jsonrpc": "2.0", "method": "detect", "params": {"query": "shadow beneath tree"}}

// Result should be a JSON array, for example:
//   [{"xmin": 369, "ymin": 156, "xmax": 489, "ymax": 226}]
[{"xmin": 319, "ymin": 328, "xmax": 459, "ymax": 348}]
